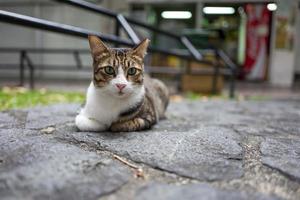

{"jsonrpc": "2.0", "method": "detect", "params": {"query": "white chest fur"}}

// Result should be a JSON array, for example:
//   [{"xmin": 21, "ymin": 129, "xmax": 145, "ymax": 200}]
[{"xmin": 75, "ymin": 82, "xmax": 145, "ymax": 131}]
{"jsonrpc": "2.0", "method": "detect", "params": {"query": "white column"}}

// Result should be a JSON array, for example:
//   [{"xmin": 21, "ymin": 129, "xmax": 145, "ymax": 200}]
[
  {"xmin": 294, "ymin": 0, "xmax": 300, "ymax": 75},
  {"xmin": 269, "ymin": 0, "xmax": 296, "ymax": 87}
]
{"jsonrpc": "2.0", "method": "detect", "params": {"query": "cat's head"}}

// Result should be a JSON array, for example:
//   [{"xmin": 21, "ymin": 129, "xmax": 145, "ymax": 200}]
[{"xmin": 88, "ymin": 35, "xmax": 150, "ymax": 98}]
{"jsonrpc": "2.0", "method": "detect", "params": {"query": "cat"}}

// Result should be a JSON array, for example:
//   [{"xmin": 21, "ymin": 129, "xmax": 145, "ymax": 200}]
[{"xmin": 75, "ymin": 35, "xmax": 169, "ymax": 132}]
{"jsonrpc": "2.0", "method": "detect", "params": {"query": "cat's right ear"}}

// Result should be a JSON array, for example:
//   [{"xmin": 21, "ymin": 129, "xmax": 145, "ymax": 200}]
[{"xmin": 88, "ymin": 35, "xmax": 110, "ymax": 60}]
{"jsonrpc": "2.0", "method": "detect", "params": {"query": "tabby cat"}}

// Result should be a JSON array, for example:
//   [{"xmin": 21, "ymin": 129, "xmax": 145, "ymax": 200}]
[{"xmin": 75, "ymin": 35, "xmax": 169, "ymax": 132}]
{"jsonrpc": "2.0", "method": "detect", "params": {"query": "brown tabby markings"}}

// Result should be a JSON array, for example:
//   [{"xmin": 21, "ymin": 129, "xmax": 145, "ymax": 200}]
[
  {"xmin": 110, "ymin": 76, "xmax": 169, "ymax": 132},
  {"xmin": 88, "ymin": 35, "xmax": 169, "ymax": 132},
  {"xmin": 93, "ymin": 48, "xmax": 143, "ymax": 87}
]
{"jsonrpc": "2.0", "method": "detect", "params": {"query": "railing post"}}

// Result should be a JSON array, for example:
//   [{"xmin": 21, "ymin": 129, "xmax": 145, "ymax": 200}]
[
  {"xmin": 211, "ymin": 49, "xmax": 220, "ymax": 95},
  {"xmin": 24, "ymin": 53, "xmax": 35, "ymax": 90},
  {"xmin": 73, "ymin": 50, "xmax": 82, "ymax": 69},
  {"xmin": 229, "ymin": 68, "xmax": 236, "ymax": 99},
  {"xmin": 19, "ymin": 50, "xmax": 25, "ymax": 86},
  {"xmin": 217, "ymin": 50, "xmax": 237, "ymax": 99}
]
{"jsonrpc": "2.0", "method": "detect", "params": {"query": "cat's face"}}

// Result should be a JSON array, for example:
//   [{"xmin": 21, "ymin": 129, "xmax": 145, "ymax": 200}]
[{"xmin": 88, "ymin": 36, "xmax": 149, "ymax": 98}]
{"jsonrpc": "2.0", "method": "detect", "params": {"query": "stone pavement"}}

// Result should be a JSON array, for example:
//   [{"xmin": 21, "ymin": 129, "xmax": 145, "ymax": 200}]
[{"xmin": 0, "ymin": 100, "xmax": 300, "ymax": 200}]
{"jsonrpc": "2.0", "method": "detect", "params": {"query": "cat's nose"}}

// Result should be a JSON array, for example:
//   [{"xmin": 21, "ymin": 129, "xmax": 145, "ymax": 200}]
[{"xmin": 115, "ymin": 83, "xmax": 126, "ymax": 91}]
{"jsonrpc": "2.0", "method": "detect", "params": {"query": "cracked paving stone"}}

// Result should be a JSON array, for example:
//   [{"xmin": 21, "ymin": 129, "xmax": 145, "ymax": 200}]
[
  {"xmin": 25, "ymin": 104, "xmax": 79, "ymax": 129},
  {"xmin": 162, "ymin": 100, "xmax": 300, "ymax": 130},
  {"xmin": 0, "ymin": 110, "xmax": 28, "ymax": 129},
  {"xmin": 58, "ymin": 124, "xmax": 243, "ymax": 181},
  {"xmin": 261, "ymin": 137, "xmax": 300, "ymax": 181},
  {"xmin": 134, "ymin": 183, "xmax": 280, "ymax": 200},
  {"xmin": 164, "ymin": 101, "xmax": 259, "ymax": 126},
  {"xmin": 54, "ymin": 100, "xmax": 299, "ymax": 183},
  {"xmin": 0, "ymin": 128, "xmax": 131, "ymax": 200},
  {"xmin": 1, "ymin": 99, "xmax": 300, "ymax": 199}
]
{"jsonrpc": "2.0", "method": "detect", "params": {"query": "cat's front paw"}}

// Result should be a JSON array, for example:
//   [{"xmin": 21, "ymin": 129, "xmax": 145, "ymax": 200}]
[{"xmin": 75, "ymin": 114, "xmax": 107, "ymax": 132}]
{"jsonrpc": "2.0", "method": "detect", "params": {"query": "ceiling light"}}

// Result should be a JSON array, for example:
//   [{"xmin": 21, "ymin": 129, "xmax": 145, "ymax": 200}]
[
  {"xmin": 161, "ymin": 11, "xmax": 192, "ymax": 19},
  {"xmin": 267, "ymin": 3, "xmax": 277, "ymax": 11},
  {"xmin": 203, "ymin": 7, "xmax": 235, "ymax": 15}
]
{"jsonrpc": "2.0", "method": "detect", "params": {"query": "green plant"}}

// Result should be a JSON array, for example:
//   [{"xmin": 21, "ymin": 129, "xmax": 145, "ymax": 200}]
[{"xmin": 0, "ymin": 87, "xmax": 85, "ymax": 111}]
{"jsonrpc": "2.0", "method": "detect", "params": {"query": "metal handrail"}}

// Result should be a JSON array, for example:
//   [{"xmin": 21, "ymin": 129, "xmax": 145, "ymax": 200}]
[
  {"xmin": 0, "ymin": 48, "xmax": 89, "ymax": 53},
  {"xmin": 53, "ymin": 0, "xmax": 203, "ymax": 60},
  {"xmin": 0, "ymin": 10, "xmax": 208, "ymax": 62},
  {"xmin": 0, "ymin": 10, "xmax": 132, "ymax": 46},
  {"xmin": 217, "ymin": 49, "xmax": 237, "ymax": 71},
  {"xmin": 53, "ymin": 0, "xmax": 180, "ymax": 39},
  {"xmin": 217, "ymin": 50, "xmax": 237, "ymax": 98}
]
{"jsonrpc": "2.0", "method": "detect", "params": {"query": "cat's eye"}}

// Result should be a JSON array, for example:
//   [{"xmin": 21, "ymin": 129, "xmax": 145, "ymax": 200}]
[
  {"xmin": 104, "ymin": 66, "xmax": 115, "ymax": 75},
  {"xmin": 127, "ymin": 67, "xmax": 137, "ymax": 76}
]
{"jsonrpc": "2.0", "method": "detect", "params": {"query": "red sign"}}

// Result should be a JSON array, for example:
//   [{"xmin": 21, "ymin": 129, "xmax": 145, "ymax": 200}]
[{"xmin": 244, "ymin": 4, "xmax": 271, "ymax": 80}]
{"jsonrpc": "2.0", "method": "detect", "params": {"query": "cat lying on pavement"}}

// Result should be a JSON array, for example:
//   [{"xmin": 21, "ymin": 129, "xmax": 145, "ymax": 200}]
[{"xmin": 75, "ymin": 36, "xmax": 169, "ymax": 132}]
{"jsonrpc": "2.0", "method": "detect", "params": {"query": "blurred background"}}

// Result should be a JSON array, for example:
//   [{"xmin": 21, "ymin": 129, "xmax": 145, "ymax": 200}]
[{"xmin": 0, "ymin": 0, "xmax": 299, "ymax": 109}]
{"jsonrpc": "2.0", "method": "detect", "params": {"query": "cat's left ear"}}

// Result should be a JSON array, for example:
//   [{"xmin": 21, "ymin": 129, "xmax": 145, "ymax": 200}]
[{"xmin": 131, "ymin": 38, "xmax": 150, "ymax": 59}]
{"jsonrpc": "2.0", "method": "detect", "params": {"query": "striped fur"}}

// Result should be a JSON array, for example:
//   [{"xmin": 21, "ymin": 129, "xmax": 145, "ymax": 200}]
[
  {"xmin": 75, "ymin": 36, "xmax": 169, "ymax": 132},
  {"xmin": 93, "ymin": 48, "xmax": 144, "ymax": 88}
]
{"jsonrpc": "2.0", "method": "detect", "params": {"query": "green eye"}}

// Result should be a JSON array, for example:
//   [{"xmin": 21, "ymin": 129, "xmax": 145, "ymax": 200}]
[
  {"xmin": 104, "ymin": 66, "xmax": 115, "ymax": 75},
  {"xmin": 127, "ymin": 67, "xmax": 137, "ymax": 76}
]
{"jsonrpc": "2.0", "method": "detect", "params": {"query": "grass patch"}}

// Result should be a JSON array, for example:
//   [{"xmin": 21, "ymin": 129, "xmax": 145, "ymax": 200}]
[
  {"xmin": 184, "ymin": 91, "xmax": 228, "ymax": 101},
  {"xmin": 0, "ymin": 87, "xmax": 85, "ymax": 111}
]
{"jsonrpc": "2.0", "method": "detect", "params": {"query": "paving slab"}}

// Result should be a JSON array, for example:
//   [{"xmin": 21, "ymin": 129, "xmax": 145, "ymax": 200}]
[
  {"xmin": 135, "ymin": 183, "xmax": 280, "ymax": 200},
  {"xmin": 57, "ymin": 125, "xmax": 243, "ymax": 181},
  {"xmin": 261, "ymin": 137, "xmax": 300, "ymax": 181},
  {"xmin": 0, "ymin": 100, "xmax": 300, "ymax": 200},
  {"xmin": 24, "ymin": 104, "xmax": 79, "ymax": 129},
  {"xmin": 0, "ymin": 128, "xmax": 131, "ymax": 200}
]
